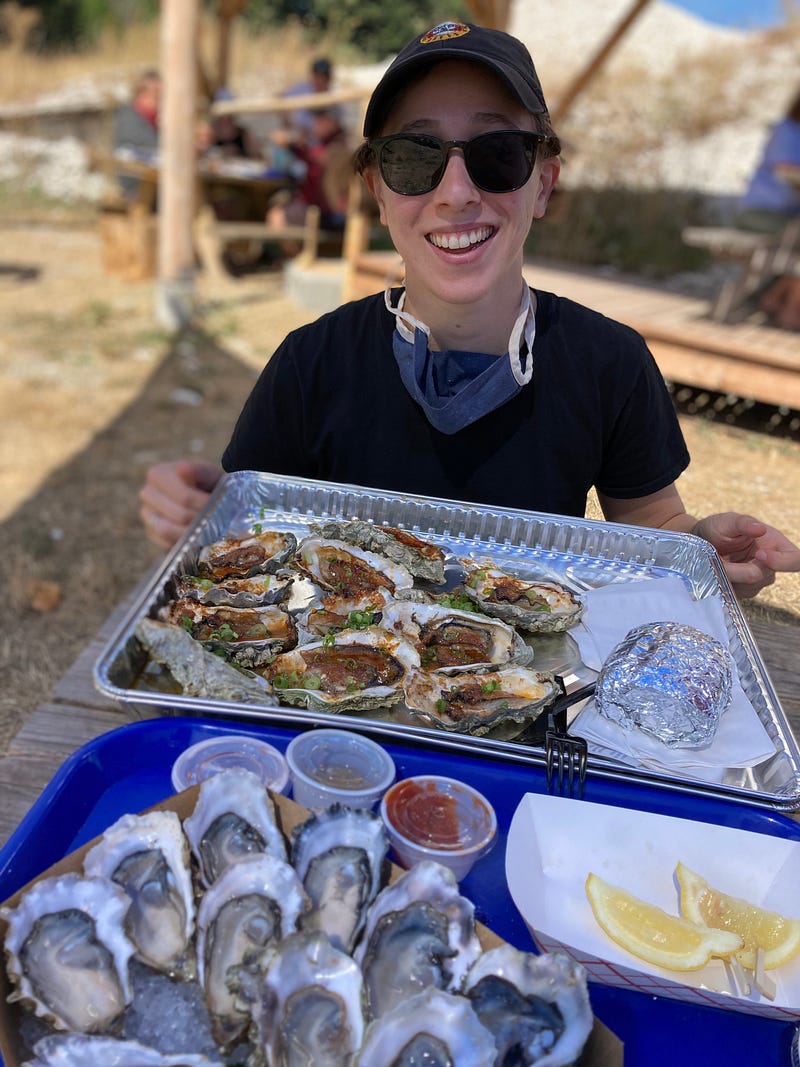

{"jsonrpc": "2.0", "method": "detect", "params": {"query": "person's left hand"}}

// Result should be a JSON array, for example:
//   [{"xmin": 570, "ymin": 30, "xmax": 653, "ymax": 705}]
[{"xmin": 692, "ymin": 512, "xmax": 800, "ymax": 598}]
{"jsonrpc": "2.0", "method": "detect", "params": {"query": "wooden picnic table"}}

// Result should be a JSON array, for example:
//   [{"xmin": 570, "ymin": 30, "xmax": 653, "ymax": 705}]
[{"xmin": 0, "ymin": 573, "xmax": 797, "ymax": 847}]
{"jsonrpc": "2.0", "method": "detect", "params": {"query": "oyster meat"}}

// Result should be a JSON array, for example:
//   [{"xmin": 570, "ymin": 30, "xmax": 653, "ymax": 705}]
[
  {"xmin": 380, "ymin": 600, "xmax": 532, "ymax": 673},
  {"xmin": 158, "ymin": 599, "xmax": 297, "ymax": 669},
  {"xmin": 404, "ymin": 666, "xmax": 559, "ymax": 735},
  {"xmin": 183, "ymin": 768, "xmax": 288, "ymax": 888},
  {"xmin": 311, "ymin": 519, "xmax": 447, "ymax": 585},
  {"xmin": 354, "ymin": 860, "xmax": 481, "ymax": 1019},
  {"xmin": 295, "ymin": 604, "xmax": 384, "ymax": 643},
  {"xmin": 355, "ymin": 987, "xmax": 496, "ymax": 1067},
  {"xmin": 1, "ymin": 873, "xmax": 135, "ymax": 1033},
  {"xmin": 291, "ymin": 806, "xmax": 388, "ymax": 953},
  {"xmin": 264, "ymin": 627, "xmax": 420, "ymax": 714},
  {"xmin": 252, "ymin": 930, "xmax": 366, "ymax": 1067},
  {"xmin": 83, "ymin": 810, "xmax": 195, "ymax": 978},
  {"xmin": 21, "ymin": 1035, "xmax": 223, "ymax": 1066},
  {"xmin": 195, "ymin": 853, "xmax": 309, "ymax": 1048},
  {"xmin": 173, "ymin": 572, "xmax": 294, "ymax": 608},
  {"xmin": 464, "ymin": 946, "xmax": 593, "ymax": 1067},
  {"xmin": 461, "ymin": 562, "xmax": 583, "ymax": 633},
  {"xmin": 296, "ymin": 537, "xmax": 413, "ymax": 614},
  {"xmin": 197, "ymin": 529, "xmax": 297, "ymax": 581}
]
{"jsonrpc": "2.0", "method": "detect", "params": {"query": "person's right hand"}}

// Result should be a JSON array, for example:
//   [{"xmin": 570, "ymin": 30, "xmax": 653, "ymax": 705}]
[{"xmin": 139, "ymin": 459, "xmax": 223, "ymax": 550}]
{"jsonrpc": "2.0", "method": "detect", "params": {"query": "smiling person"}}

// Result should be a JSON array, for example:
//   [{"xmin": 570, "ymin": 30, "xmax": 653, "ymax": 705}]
[{"xmin": 140, "ymin": 21, "xmax": 800, "ymax": 600}]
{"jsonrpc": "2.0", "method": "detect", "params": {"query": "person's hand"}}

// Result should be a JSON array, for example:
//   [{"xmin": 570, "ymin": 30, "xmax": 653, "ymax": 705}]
[
  {"xmin": 692, "ymin": 512, "xmax": 800, "ymax": 599},
  {"xmin": 139, "ymin": 459, "xmax": 223, "ymax": 550}
]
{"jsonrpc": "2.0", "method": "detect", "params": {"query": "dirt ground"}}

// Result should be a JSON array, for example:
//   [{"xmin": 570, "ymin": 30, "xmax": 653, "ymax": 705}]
[{"xmin": 1, "ymin": 218, "xmax": 798, "ymax": 757}]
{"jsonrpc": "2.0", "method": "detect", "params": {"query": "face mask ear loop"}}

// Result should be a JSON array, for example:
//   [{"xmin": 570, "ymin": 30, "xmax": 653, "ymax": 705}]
[
  {"xmin": 385, "ymin": 286, "xmax": 431, "ymax": 344},
  {"xmin": 508, "ymin": 286, "xmax": 536, "ymax": 386}
]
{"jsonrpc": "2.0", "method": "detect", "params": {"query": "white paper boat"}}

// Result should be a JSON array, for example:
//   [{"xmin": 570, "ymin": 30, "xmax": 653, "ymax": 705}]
[{"xmin": 505, "ymin": 793, "xmax": 800, "ymax": 1020}]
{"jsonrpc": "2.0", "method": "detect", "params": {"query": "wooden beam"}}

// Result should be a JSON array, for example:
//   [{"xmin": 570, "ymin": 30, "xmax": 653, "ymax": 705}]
[{"xmin": 210, "ymin": 86, "xmax": 370, "ymax": 117}]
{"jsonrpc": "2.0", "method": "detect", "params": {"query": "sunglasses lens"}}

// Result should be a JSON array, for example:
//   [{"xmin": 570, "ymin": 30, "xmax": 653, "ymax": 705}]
[
  {"xmin": 380, "ymin": 136, "xmax": 446, "ymax": 195},
  {"xmin": 466, "ymin": 132, "xmax": 535, "ymax": 192},
  {"xmin": 377, "ymin": 132, "xmax": 539, "ymax": 195}
]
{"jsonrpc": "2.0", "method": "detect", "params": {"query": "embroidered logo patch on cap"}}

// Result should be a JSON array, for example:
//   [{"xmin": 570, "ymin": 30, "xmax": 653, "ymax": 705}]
[{"xmin": 419, "ymin": 21, "xmax": 470, "ymax": 45}]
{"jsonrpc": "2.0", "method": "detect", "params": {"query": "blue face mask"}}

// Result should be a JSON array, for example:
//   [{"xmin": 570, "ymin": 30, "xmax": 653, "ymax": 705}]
[{"xmin": 386, "ymin": 286, "xmax": 536, "ymax": 435}]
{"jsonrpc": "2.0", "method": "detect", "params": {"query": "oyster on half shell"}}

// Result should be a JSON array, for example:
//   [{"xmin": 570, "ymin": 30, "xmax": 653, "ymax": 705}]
[
  {"xmin": 197, "ymin": 529, "xmax": 297, "ymax": 581},
  {"xmin": 264, "ymin": 626, "xmax": 420, "ymax": 713},
  {"xmin": 173, "ymin": 571, "xmax": 294, "ymax": 608},
  {"xmin": 21, "ymin": 1035, "xmax": 223, "ymax": 1067},
  {"xmin": 158, "ymin": 599, "xmax": 297, "ymax": 669},
  {"xmin": 296, "ymin": 537, "xmax": 414, "ymax": 614},
  {"xmin": 311, "ymin": 519, "xmax": 447, "ymax": 585},
  {"xmin": 460, "ymin": 562, "xmax": 583, "ymax": 633},
  {"xmin": 404, "ymin": 666, "xmax": 559, "ymax": 735}
]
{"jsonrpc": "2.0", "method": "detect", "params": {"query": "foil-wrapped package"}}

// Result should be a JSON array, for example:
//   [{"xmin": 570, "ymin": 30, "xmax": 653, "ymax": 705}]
[{"xmin": 594, "ymin": 620, "xmax": 733, "ymax": 748}]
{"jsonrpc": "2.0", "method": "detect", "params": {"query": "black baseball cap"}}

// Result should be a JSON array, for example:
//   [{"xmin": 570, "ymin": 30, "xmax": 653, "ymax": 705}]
[
  {"xmin": 312, "ymin": 57, "xmax": 332, "ymax": 76},
  {"xmin": 363, "ymin": 21, "xmax": 548, "ymax": 137}
]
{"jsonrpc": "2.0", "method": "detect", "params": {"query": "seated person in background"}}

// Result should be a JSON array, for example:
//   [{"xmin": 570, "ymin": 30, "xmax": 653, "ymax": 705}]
[
  {"xmin": 282, "ymin": 56, "xmax": 342, "ymax": 143},
  {"xmin": 113, "ymin": 69, "xmax": 161, "ymax": 200},
  {"xmin": 206, "ymin": 88, "xmax": 262, "ymax": 161}
]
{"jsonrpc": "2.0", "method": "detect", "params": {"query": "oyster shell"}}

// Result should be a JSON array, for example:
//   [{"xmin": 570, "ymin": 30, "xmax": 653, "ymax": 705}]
[
  {"xmin": 291, "ymin": 805, "xmax": 389, "ymax": 953},
  {"xmin": 264, "ymin": 627, "xmax": 420, "ymax": 714},
  {"xmin": 460, "ymin": 562, "xmax": 583, "ymax": 633},
  {"xmin": 251, "ymin": 930, "xmax": 366, "ymax": 1067},
  {"xmin": 295, "ymin": 604, "xmax": 384, "ymax": 643},
  {"xmin": 158, "ymin": 599, "xmax": 297, "ymax": 669},
  {"xmin": 403, "ymin": 666, "xmax": 559, "ymax": 735},
  {"xmin": 182, "ymin": 768, "xmax": 288, "ymax": 889},
  {"xmin": 296, "ymin": 537, "xmax": 413, "ymax": 614},
  {"xmin": 311, "ymin": 520, "xmax": 447, "ymax": 585},
  {"xmin": 463, "ymin": 946, "xmax": 593, "ymax": 1067},
  {"xmin": 195, "ymin": 853, "xmax": 309, "ymax": 1048},
  {"xmin": 173, "ymin": 572, "xmax": 294, "ymax": 608},
  {"xmin": 354, "ymin": 860, "xmax": 482, "ymax": 1019},
  {"xmin": 1, "ymin": 873, "xmax": 135, "ymax": 1032},
  {"xmin": 197, "ymin": 529, "xmax": 297, "ymax": 581},
  {"xmin": 355, "ymin": 987, "xmax": 497, "ymax": 1067},
  {"xmin": 134, "ymin": 618, "xmax": 269, "ymax": 704},
  {"xmin": 83, "ymin": 810, "xmax": 195, "ymax": 978},
  {"xmin": 21, "ymin": 1035, "xmax": 223, "ymax": 1066},
  {"xmin": 380, "ymin": 600, "xmax": 532, "ymax": 673}
]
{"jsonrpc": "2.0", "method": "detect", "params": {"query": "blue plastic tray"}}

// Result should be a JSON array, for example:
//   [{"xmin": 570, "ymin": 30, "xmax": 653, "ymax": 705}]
[{"xmin": 2, "ymin": 716, "xmax": 799, "ymax": 1066}]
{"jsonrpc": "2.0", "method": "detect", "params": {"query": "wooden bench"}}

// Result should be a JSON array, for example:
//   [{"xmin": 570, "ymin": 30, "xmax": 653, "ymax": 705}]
[{"xmin": 682, "ymin": 221, "xmax": 800, "ymax": 324}]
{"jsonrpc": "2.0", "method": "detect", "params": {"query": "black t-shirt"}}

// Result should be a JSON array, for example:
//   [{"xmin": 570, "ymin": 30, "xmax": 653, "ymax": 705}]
[{"xmin": 222, "ymin": 289, "xmax": 689, "ymax": 517}]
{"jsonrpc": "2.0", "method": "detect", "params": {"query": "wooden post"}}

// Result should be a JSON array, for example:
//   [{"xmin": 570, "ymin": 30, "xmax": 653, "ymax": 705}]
[{"xmin": 156, "ymin": 0, "xmax": 199, "ymax": 329}]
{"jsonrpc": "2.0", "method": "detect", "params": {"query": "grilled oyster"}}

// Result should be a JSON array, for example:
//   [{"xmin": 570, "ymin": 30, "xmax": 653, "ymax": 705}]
[
  {"xmin": 295, "ymin": 604, "xmax": 384, "ymax": 643},
  {"xmin": 354, "ymin": 860, "xmax": 482, "ymax": 1019},
  {"xmin": 197, "ymin": 529, "xmax": 297, "ymax": 580},
  {"xmin": 1, "ymin": 873, "xmax": 135, "ymax": 1032},
  {"xmin": 296, "ymin": 537, "xmax": 414, "ymax": 614},
  {"xmin": 464, "ymin": 947, "xmax": 593, "ymax": 1067},
  {"xmin": 311, "ymin": 520, "xmax": 447, "ymax": 585},
  {"xmin": 380, "ymin": 600, "xmax": 532, "ymax": 673},
  {"xmin": 252, "ymin": 930, "xmax": 366, "ymax": 1067},
  {"xmin": 291, "ymin": 806, "xmax": 389, "ymax": 954},
  {"xmin": 404, "ymin": 666, "xmax": 559, "ymax": 735},
  {"xmin": 158, "ymin": 599, "xmax": 297, "ymax": 669},
  {"xmin": 356, "ymin": 987, "xmax": 497, "ymax": 1067},
  {"xmin": 21, "ymin": 1035, "xmax": 223, "ymax": 1066},
  {"xmin": 83, "ymin": 810, "xmax": 195, "ymax": 978},
  {"xmin": 183, "ymin": 768, "xmax": 288, "ymax": 888},
  {"xmin": 264, "ymin": 627, "xmax": 420, "ymax": 714},
  {"xmin": 195, "ymin": 852, "xmax": 309, "ymax": 1048},
  {"xmin": 173, "ymin": 571, "xmax": 294, "ymax": 608},
  {"xmin": 460, "ymin": 562, "xmax": 583, "ymax": 633}
]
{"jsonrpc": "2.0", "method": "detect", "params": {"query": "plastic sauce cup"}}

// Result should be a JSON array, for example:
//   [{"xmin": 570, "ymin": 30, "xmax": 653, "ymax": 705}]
[
  {"xmin": 285, "ymin": 729, "xmax": 396, "ymax": 811},
  {"xmin": 171, "ymin": 736, "xmax": 290, "ymax": 795}
]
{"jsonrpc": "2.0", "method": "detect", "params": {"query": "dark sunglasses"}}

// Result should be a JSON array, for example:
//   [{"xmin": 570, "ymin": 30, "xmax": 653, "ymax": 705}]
[{"xmin": 369, "ymin": 130, "xmax": 547, "ymax": 196}]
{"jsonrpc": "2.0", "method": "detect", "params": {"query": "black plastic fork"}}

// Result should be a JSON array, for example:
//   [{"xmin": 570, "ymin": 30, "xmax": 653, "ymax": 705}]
[{"xmin": 544, "ymin": 681, "xmax": 594, "ymax": 798}]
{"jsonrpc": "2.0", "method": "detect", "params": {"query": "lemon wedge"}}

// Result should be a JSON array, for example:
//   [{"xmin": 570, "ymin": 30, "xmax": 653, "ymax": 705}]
[
  {"xmin": 585, "ymin": 872, "xmax": 742, "ymax": 971},
  {"xmin": 677, "ymin": 861, "xmax": 800, "ymax": 970}
]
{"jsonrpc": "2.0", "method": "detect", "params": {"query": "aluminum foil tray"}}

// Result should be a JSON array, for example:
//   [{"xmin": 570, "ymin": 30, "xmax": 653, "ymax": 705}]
[{"xmin": 94, "ymin": 471, "xmax": 800, "ymax": 810}]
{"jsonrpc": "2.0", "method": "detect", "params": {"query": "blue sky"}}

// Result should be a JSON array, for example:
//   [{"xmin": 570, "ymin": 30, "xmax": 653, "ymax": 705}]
[{"xmin": 671, "ymin": 0, "xmax": 786, "ymax": 28}]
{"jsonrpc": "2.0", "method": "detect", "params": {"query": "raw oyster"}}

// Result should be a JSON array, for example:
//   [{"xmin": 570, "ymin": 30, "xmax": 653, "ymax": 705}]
[
  {"xmin": 354, "ymin": 860, "xmax": 482, "ymax": 1019},
  {"xmin": 311, "ymin": 519, "xmax": 447, "ymax": 585},
  {"xmin": 134, "ymin": 618, "xmax": 269, "ymax": 704},
  {"xmin": 464, "ymin": 946, "xmax": 593, "ymax": 1067},
  {"xmin": 195, "ymin": 853, "xmax": 309, "ymax": 1048},
  {"xmin": 264, "ymin": 627, "xmax": 420, "ymax": 714},
  {"xmin": 404, "ymin": 666, "xmax": 559, "ymax": 735},
  {"xmin": 380, "ymin": 600, "xmax": 532, "ymax": 673},
  {"xmin": 291, "ymin": 805, "xmax": 389, "ymax": 953},
  {"xmin": 183, "ymin": 768, "xmax": 288, "ymax": 888},
  {"xmin": 1, "ymin": 873, "xmax": 135, "ymax": 1032},
  {"xmin": 83, "ymin": 810, "xmax": 195, "ymax": 978},
  {"xmin": 158, "ymin": 599, "xmax": 297, "ymax": 669},
  {"xmin": 21, "ymin": 1034, "xmax": 223, "ymax": 1066},
  {"xmin": 197, "ymin": 529, "xmax": 297, "ymax": 581},
  {"xmin": 460, "ymin": 562, "xmax": 583, "ymax": 633},
  {"xmin": 296, "ymin": 537, "xmax": 414, "ymax": 614},
  {"xmin": 251, "ymin": 930, "xmax": 366, "ymax": 1067},
  {"xmin": 356, "ymin": 987, "xmax": 496, "ymax": 1067},
  {"xmin": 173, "ymin": 571, "xmax": 293, "ymax": 608}
]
